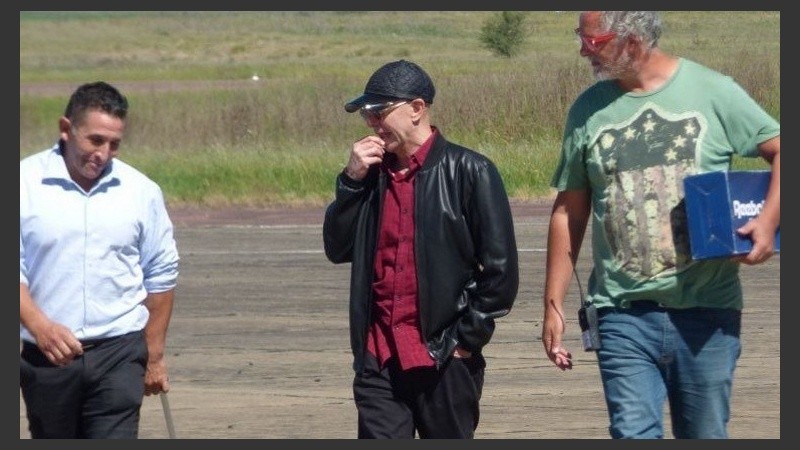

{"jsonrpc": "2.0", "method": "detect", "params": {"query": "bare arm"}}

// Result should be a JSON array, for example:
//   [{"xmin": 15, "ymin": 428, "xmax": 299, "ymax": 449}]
[
  {"xmin": 737, "ymin": 135, "xmax": 780, "ymax": 265},
  {"xmin": 143, "ymin": 289, "xmax": 175, "ymax": 396},
  {"xmin": 19, "ymin": 283, "xmax": 83, "ymax": 365},
  {"xmin": 541, "ymin": 189, "xmax": 591, "ymax": 370}
]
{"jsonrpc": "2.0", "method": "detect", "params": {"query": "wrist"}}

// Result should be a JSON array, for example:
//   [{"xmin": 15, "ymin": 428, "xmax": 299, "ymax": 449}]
[{"xmin": 342, "ymin": 167, "xmax": 358, "ymax": 180}]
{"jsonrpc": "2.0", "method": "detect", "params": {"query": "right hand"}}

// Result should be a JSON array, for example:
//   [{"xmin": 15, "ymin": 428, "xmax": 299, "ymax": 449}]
[
  {"xmin": 32, "ymin": 321, "xmax": 83, "ymax": 366},
  {"xmin": 343, "ymin": 135, "xmax": 386, "ymax": 181},
  {"xmin": 541, "ymin": 304, "xmax": 573, "ymax": 370}
]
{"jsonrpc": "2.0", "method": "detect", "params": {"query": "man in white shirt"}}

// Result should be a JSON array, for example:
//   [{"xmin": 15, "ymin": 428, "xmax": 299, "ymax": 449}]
[{"xmin": 20, "ymin": 81, "xmax": 180, "ymax": 438}]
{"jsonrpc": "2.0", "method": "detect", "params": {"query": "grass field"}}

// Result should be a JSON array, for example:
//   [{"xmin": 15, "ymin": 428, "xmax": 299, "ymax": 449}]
[{"xmin": 19, "ymin": 11, "xmax": 780, "ymax": 207}]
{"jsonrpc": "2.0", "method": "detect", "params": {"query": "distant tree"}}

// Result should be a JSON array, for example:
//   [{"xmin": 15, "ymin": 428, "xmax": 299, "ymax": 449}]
[{"xmin": 479, "ymin": 11, "xmax": 528, "ymax": 58}]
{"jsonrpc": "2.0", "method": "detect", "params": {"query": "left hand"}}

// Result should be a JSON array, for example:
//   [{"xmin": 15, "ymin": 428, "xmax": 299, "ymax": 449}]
[
  {"xmin": 144, "ymin": 356, "xmax": 170, "ymax": 396},
  {"xmin": 735, "ymin": 218, "xmax": 777, "ymax": 265},
  {"xmin": 453, "ymin": 346, "xmax": 472, "ymax": 359}
]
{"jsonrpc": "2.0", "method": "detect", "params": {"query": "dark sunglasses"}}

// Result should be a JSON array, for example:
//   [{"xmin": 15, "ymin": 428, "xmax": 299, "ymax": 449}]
[
  {"xmin": 574, "ymin": 28, "xmax": 617, "ymax": 53},
  {"xmin": 359, "ymin": 100, "xmax": 408, "ymax": 122}
]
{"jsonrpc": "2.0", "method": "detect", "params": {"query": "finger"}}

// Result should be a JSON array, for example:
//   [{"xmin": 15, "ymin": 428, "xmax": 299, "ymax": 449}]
[
  {"xmin": 48, "ymin": 350, "xmax": 70, "ymax": 367},
  {"xmin": 557, "ymin": 351, "xmax": 573, "ymax": 368},
  {"xmin": 43, "ymin": 350, "xmax": 60, "ymax": 366},
  {"xmin": 68, "ymin": 339, "xmax": 84, "ymax": 356},
  {"xmin": 736, "ymin": 224, "xmax": 752, "ymax": 235},
  {"xmin": 365, "ymin": 142, "xmax": 385, "ymax": 156},
  {"xmin": 46, "ymin": 343, "xmax": 67, "ymax": 364}
]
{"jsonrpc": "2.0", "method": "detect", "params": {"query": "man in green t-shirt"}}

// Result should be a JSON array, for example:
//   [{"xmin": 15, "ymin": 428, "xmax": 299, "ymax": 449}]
[{"xmin": 540, "ymin": 11, "xmax": 780, "ymax": 439}]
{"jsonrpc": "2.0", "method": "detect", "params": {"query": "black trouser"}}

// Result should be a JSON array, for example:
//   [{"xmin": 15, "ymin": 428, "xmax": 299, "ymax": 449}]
[
  {"xmin": 353, "ymin": 352, "xmax": 485, "ymax": 439},
  {"xmin": 20, "ymin": 330, "xmax": 148, "ymax": 439}
]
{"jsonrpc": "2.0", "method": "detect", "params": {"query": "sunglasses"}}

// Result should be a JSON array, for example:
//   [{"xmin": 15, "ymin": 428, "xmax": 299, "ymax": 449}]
[
  {"xmin": 574, "ymin": 28, "xmax": 617, "ymax": 53},
  {"xmin": 359, "ymin": 100, "xmax": 408, "ymax": 122}
]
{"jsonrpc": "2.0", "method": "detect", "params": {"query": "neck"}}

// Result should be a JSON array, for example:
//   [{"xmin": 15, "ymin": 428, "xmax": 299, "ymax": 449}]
[{"xmin": 618, "ymin": 48, "xmax": 679, "ymax": 93}]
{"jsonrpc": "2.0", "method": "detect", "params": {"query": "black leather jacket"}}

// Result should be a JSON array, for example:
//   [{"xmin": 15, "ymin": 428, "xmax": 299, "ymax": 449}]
[{"xmin": 323, "ymin": 131, "xmax": 519, "ymax": 373}]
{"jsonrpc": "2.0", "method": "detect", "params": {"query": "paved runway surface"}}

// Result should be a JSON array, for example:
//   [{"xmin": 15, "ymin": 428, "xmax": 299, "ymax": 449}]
[{"xmin": 20, "ymin": 201, "xmax": 780, "ymax": 439}]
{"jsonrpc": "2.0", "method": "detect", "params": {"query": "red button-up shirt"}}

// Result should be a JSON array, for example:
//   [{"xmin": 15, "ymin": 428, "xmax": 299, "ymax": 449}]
[{"xmin": 367, "ymin": 129, "xmax": 437, "ymax": 371}]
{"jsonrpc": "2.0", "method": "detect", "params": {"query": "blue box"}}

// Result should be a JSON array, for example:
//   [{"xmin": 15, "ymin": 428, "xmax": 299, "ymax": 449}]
[{"xmin": 683, "ymin": 170, "xmax": 779, "ymax": 260}]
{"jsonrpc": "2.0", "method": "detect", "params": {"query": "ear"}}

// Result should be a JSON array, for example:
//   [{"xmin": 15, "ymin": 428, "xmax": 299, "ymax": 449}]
[
  {"xmin": 58, "ymin": 117, "xmax": 71, "ymax": 142},
  {"xmin": 410, "ymin": 98, "xmax": 427, "ymax": 119},
  {"xmin": 627, "ymin": 34, "xmax": 645, "ymax": 57}
]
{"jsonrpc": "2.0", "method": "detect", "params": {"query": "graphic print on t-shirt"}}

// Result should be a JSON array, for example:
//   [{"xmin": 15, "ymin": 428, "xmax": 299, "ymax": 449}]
[{"xmin": 591, "ymin": 104, "xmax": 702, "ymax": 279}]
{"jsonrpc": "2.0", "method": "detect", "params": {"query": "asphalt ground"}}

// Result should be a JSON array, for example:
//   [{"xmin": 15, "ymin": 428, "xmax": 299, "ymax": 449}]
[{"xmin": 19, "ymin": 201, "xmax": 780, "ymax": 439}]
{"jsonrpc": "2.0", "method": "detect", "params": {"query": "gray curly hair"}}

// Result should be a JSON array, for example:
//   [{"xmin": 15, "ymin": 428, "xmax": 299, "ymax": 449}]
[{"xmin": 600, "ymin": 11, "xmax": 663, "ymax": 48}]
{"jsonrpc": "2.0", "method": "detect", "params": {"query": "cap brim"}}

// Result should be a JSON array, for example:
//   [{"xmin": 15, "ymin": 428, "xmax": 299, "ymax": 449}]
[{"xmin": 344, "ymin": 93, "xmax": 392, "ymax": 113}]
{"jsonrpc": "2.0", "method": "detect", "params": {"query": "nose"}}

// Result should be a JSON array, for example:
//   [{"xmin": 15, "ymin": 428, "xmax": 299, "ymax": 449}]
[
  {"xmin": 579, "ymin": 42, "xmax": 592, "ymax": 57},
  {"xmin": 91, "ymin": 149, "xmax": 111, "ymax": 166},
  {"xmin": 93, "ymin": 141, "xmax": 118, "ymax": 162}
]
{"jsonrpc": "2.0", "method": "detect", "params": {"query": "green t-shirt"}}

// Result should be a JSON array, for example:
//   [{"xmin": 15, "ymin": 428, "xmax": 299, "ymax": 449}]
[{"xmin": 551, "ymin": 58, "xmax": 780, "ymax": 310}]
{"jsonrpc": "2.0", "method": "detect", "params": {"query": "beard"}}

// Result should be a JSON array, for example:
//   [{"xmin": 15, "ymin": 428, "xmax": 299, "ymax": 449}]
[{"xmin": 593, "ymin": 50, "xmax": 634, "ymax": 81}]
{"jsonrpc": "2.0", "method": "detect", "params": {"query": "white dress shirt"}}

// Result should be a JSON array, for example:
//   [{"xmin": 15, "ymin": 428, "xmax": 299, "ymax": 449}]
[{"xmin": 20, "ymin": 143, "xmax": 179, "ymax": 342}]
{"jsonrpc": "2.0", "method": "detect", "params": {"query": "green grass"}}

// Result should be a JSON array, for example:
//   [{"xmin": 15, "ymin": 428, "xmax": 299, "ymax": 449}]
[{"xmin": 20, "ymin": 11, "xmax": 780, "ymax": 207}]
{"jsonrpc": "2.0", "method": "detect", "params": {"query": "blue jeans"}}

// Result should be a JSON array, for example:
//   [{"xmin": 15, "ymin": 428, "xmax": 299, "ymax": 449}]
[{"xmin": 596, "ymin": 302, "xmax": 741, "ymax": 439}]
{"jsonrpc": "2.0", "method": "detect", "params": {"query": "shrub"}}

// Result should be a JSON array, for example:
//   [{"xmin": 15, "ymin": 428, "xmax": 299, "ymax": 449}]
[{"xmin": 479, "ymin": 11, "xmax": 528, "ymax": 58}]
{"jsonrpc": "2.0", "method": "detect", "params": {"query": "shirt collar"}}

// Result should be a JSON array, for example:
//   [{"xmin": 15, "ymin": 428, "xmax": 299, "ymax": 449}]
[
  {"xmin": 382, "ymin": 127, "xmax": 437, "ymax": 177},
  {"xmin": 409, "ymin": 127, "xmax": 436, "ymax": 170}
]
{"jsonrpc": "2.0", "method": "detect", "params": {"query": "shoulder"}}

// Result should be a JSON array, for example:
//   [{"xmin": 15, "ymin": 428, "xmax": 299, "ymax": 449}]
[
  {"xmin": 438, "ymin": 141, "xmax": 504, "ymax": 185},
  {"xmin": 20, "ymin": 145, "xmax": 54, "ymax": 165},
  {"xmin": 441, "ymin": 139, "xmax": 494, "ymax": 167},
  {"xmin": 20, "ymin": 146, "xmax": 57, "ymax": 177},
  {"xmin": 110, "ymin": 158, "xmax": 163, "ymax": 193},
  {"xmin": 568, "ymin": 80, "xmax": 618, "ymax": 122},
  {"xmin": 576, "ymin": 79, "xmax": 617, "ymax": 102},
  {"xmin": 678, "ymin": 58, "xmax": 735, "ymax": 86}
]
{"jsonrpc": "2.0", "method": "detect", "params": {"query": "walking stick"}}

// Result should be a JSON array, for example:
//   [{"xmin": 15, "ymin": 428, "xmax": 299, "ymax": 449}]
[{"xmin": 160, "ymin": 392, "xmax": 177, "ymax": 439}]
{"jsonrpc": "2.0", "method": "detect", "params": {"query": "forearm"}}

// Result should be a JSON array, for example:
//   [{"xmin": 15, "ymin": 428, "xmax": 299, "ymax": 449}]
[
  {"xmin": 20, "ymin": 283, "xmax": 50, "ymax": 339},
  {"xmin": 543, "ymin": 190, "xmax": 590, "ymax": 314},
  {"xmin": 761, "ymin": 143, "xmax": 780, "ymax": 231},
  {"xmin": 543, "ymin": 217, "xmax": 577, "ymax": 317},
  {"xmin": 323, "ymin": 174, "xmax": 367, "ymax": 263},
  {"xmin": 457, "ymin": 181, "xmax": 520, "ymax": 350},
  {"xmin": 144, "ymin": 289, "xmax": 175, "ymax": 361}
]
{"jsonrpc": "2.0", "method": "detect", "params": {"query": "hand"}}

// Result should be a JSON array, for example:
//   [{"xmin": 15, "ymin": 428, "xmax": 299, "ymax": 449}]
[
  {"xmin": 541, "ymin": 305, "xmax": 573, "ymax": 370},
  {"xmin": 735, "ymin": 218, "xmax": 777, "ymax": 265},
  {"xmin": 144, "ymin": 355, "xmax": 170, "ymax": 396},
  {"xmin": 343, "ymin": 135, "xmax": 385, "ymax": 181},
  {"xmin": 453, "ymin": 346, "xmax": 472, "ymax": 359},
  {"xmin": 33, "ymin": 322, "xmax": 83, "ymax": 366}
]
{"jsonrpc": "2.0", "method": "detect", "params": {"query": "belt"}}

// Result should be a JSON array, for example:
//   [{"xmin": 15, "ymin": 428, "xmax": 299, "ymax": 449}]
[
  {"xmin": 20, "ymin": 339, "xmax": 106, "ymax": 353},
  {"xmin": 22, "ymin": 331, "xmax": 140, "ymax": 352},
  {"xmin": 628, "ymin": 300, "xmax": 669, "ymax": 310},
  {"xmin": 80, "ymin": 341, "xmax": 101, "ymax": 350},
  {"xmin": 79, "ymin": 334, "xmax": 128, "ymax": 350}
]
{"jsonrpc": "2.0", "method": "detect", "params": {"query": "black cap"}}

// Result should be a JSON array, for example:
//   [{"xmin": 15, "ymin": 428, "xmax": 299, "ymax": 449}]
[{"xmin": 344, "ymin": 59, "xmax": 435, "ymax": 113}]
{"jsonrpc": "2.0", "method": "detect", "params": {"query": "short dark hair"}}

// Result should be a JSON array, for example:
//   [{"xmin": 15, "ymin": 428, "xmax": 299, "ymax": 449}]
[{"xmin": 64, "ymin": 81, "xmax": 129, "ymax": 125}]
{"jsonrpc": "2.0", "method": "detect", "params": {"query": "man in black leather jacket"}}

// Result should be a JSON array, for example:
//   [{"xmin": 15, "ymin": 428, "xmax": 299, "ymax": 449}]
[{"xmin": 323, "ymin": 59, "xmax": 519, "ymax": 439}]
